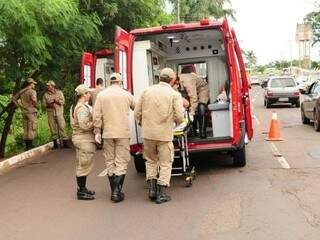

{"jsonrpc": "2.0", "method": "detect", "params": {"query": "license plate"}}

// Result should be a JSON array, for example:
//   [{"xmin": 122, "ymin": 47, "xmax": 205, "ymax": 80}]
[{"xmin": 279, "ymin": 98, "xmax": 288, "ymax": 101}]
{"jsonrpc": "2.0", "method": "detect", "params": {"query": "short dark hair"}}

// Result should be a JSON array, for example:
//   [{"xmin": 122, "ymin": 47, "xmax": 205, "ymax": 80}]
[
  {"xmin": 181, "ymin": 65, "xmax": 193, "ymax": 74},
  {"xmin": 159, "ymin": 75, "xmax": 172, "ymax": 83},
  {"xmin": 96, "ymin": 78, "xmax": 103, "ymax": 86}
]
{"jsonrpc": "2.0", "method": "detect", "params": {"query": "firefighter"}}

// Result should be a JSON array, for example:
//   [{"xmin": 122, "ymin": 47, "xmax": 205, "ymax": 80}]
[
  {"xmin": 42, "ymin": 80, "xmax": 70, "ymax": 149},
  {"xmin": 90, "ymin": 78, "xmax": 104, "ymax": 107},
  {"xmin": 134, "ymin": 68, "xmax": 184, "ymax": 204},
  {"xmin": 179, "ymin": 65, "xmax": 209, "ymax": 138},
  {"xmin": 93, "ymin": 73, "xmax": 135, "ymax": 203},
  {"xmin": 72, "ymin": 84, "xmax": 96, "ymax": 200},
  {"xmin": 12, "ymin": 78, "xmax": 38, "ymax": 150}
]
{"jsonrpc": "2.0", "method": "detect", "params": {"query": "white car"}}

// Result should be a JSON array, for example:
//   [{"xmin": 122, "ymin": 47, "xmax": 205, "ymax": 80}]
[{"xmin": 250, "ymin": 77, "xmax": 260, "ymax": 85}]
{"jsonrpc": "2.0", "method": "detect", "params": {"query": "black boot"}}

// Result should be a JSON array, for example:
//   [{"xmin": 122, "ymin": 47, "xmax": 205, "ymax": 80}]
[
  {"xmin": 25, "ymin": 140, "xmax": 33, "ymax": 151},
  {"xmin": 155, "ymin": 184, "xmax": 171, "ymax": 204},
  {"xmin": 53, "ymin": 139, "xmax": 59, "ymax": 149},
  {"xmin": 198, "ymin": 103, "xmax": 208, "ymax": 139},
  {"xmin": 76, "ymin": 176, "xmax": 95, "ymax": 200},
  {"xmin": 198, "ymin": 116, "xmax": 207, "ymax": 139},
  {"xmin": 108, "ymin": 175, "xmax": 124, "ymax": 200},
  {"xmin": 111, "ymin": 175, "xmax": 125, "ymax": 203},
  {"xmin": 147, "ymin": 179, "xmax": 157, "ymax": 201},
  {"xmin": 24, "ymin": 140, "xmax": 29, "ymax": 151},
  {"xmin": 63, "ymin": 139, "xmax": 71, "ymax": 149}
]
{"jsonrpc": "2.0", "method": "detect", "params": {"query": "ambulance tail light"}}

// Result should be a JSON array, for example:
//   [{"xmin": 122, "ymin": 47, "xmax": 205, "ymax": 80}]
[
  {"xmin": 267, "ymin": 90, "xmax": 273, "ymax": 96},
  {"xmin": 293, "ymin": 90, "xmax": 300, "ymax": 96}
]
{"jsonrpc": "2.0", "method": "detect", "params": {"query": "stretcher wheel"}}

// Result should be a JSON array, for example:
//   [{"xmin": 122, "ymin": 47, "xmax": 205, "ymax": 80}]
[{"xmin": 185, "ymin": 167, "xmax": 196, "ymax": 187}]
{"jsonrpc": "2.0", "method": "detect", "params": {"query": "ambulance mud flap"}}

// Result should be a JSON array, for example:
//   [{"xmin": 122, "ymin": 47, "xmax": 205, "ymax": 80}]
[{"xmin": 236, "ymin": 121, "xmax": 246, "ymax": 149}]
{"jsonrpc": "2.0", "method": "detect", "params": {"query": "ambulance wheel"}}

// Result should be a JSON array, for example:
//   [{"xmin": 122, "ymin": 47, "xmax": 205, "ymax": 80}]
[
  {"xmin": 133, "ymin": 154, "xmax": 146, "ymax": 173},
  {"xmin": 232, "ymin": 146, "xmax": 246, "ymax": 167}
]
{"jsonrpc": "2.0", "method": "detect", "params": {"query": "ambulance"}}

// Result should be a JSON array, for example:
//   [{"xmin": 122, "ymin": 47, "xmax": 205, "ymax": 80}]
[
  {"xmin": 80, "ymin": 49, "xmax": 114, "ymax": 88},
  {"xmin": 81, "ymin": 18, "xmax": 253, "ymax": 172}
]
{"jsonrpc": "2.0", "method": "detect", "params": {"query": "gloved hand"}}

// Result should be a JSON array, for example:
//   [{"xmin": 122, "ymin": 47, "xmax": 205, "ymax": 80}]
[
  {"xmin": 189, "ymin": 115, "xmax": 194, "ymax": 122},
  {"xmin": 95, "ymin": 133, "xmax": 102, "ymax": 144}
]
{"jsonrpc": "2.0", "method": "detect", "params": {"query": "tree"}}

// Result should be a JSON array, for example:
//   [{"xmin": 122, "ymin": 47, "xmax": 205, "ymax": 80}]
[
  {"xmin": 170, "ymin": 0, "xmax": 235, "ymax": 23},
  {"xmin": 0, "ymin": 0, "xmax": 101, "ymax": 157},
  {"xmin": 305, "ymin": 9, "xmax": 320, "ymax": 45},
  {"xmin": 79, "ymin": 0, "xmax": 172, "ymax": 48},
  {"xmin": 244, "ymin": 50, "xmax": 257, "ymax": 69}
]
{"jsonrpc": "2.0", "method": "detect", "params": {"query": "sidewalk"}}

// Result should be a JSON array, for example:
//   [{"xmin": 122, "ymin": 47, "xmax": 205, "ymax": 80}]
[{"xmin": 0, "ymin": 142, "xmax": 53, "ymax": 175}]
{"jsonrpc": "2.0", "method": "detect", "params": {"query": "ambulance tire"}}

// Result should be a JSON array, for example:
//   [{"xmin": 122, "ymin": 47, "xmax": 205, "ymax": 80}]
[
  {"xmin": 134, "ymin": 154, "xmax": 146, "ymax": 173},
  {"xmin": 232, "ymin": 145, "xmax": 246, "ymax": 167}
]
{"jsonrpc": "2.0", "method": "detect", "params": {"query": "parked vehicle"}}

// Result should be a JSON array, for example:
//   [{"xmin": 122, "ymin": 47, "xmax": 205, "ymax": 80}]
[
  {"xmin": 264, "ymin": 76, "xmax": 300, "ymax": 108},
  {"xmin": 300, "ymin": 80, "xmax": 320, "ymax": 131},
  {"xmin": 260, "ymin": 78, "xmax": 269, "ymax": 88},
  {"xmin": 250, "ymin": 76, "xmax": 260, "ymax": 85},
  {"xmin": 299, "ymin": 74, "xmax": 320, "ymax": 94}
]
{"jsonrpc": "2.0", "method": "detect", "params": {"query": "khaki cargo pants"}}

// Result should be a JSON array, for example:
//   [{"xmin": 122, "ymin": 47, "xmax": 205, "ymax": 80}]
[
  {"xmin": 73, "ymin": 141, "xmax": 96, "ymax": 177},
  {"xmin": 143, "ymin": 139, "xmax": 174, "ymax": 187},
  {"xmin": 103, "ymin": 138, "xmax": 130, "ymax": 176},
  {"xmin": 198, "ymin": 86, "xmax": 209, "ymax": 104},
  {"xmin": 23, "ymin": 112, "xmax": 37, "ymax": 140},
  {"xmin": 47, "ymin": 111, "xmax": 68, "ymax": 140}
]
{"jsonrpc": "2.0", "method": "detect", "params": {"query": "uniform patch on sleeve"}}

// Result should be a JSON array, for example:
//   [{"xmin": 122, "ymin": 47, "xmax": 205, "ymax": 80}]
[{"xmin": 79, "ymin": 111, "xmax": 89, "ymax": 118}]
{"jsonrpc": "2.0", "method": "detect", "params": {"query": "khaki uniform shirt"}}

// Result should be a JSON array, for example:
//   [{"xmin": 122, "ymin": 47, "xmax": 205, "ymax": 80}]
[
  {"xmin": 90, "ymin": 85, "xmax": 104, "ymax": 107},
  {"xmin": 134, "ymin": 82, "xmax": 184, "ymax": 142},
  {"xmin": 179, "ymin": 73, "xmax": 209, "ymax": 115},
  {"xmin": 42, "ymin": 89, "xmax": 65, "ymax": 116},
  {"xmin": 93, "ymin": 85, "xmax": 135, "ymax": 139},
  {"xmin": 13, "ymin": 87, "xmax": 37, "ymax": 114},
  {"xmin": 72, "ymin": 103, "xmax": 95, "ymax": 142}
]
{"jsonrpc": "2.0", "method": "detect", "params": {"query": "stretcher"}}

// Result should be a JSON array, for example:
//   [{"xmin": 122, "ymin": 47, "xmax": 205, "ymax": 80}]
[{"xmin": 172, "ymin": 115, "xmax": 196, "ymax": 187}]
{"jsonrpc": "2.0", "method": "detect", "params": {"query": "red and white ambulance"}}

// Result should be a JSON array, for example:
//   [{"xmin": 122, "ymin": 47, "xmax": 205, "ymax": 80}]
[
  {"xmin": 80, "ymin": 49, "xmax": 114, "ymax": 88},
  {"xmin": 82, "ymin": 18, "xmax": 253, "ymax": 171}
]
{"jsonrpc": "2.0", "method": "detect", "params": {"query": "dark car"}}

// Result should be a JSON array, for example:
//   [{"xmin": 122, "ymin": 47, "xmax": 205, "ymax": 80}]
[{"xmin": 301, "ymin": 80, "xmax": 320, "ymax": 131}]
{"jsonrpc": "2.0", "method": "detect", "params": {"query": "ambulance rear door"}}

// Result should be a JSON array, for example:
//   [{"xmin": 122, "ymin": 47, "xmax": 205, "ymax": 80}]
[
  {"xmin": 221, "ymin": 18, "xmax": 241, "ymax": 145},
  {"xmin": 232, "ymin": 29, "xmax": 253, "ymax": 140},
  {"xmin": 115, "ymin": 26, "xmax": 139, "ymax": 147},
  {"xmin": 80, "ymin": 52, "xmax": 96, "ymax": 87}
]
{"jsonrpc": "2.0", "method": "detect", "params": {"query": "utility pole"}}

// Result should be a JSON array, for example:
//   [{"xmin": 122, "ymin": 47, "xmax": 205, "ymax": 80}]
[{"xmin": 177, "ymin": 0, "xmax": 180, "ymax": 23}]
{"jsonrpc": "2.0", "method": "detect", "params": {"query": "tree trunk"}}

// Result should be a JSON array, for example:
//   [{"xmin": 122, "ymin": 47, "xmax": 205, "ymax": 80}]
[{"xmin": 0, "ymin": 105, "xmax": 16, "ymax": 158}]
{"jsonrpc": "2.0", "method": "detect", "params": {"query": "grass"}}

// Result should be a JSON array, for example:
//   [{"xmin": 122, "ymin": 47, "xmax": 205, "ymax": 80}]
[{"xmin": 5, "ymin": 110, "xmax": 72, "ymax": 157}]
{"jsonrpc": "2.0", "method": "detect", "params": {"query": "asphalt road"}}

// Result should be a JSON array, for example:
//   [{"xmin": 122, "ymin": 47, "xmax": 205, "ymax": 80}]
[{"xmin": 1, "ymin": 85, "xmax": 320, "ymax": 240}]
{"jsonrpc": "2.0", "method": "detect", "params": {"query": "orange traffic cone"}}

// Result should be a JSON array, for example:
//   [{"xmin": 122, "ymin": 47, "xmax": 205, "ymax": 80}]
[{"xmin": 265, "ymin": 112, "xmax": 283, "ymax": 141}]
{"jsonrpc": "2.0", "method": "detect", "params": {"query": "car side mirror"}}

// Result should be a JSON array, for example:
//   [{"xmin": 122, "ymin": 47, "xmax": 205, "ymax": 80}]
[{"xmin": 299, "ymin": 89, "xmax": 306, "ymax": 94}]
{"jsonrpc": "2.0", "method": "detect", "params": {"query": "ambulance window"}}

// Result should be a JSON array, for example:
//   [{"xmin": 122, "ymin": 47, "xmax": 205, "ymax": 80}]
[
  {"xmin": 119, "ymin": 50, "xmax": 127, "ymax": 89},
  {"xmin": 83, "ymin": 65, "xmax": 91, "ymax": 87}
]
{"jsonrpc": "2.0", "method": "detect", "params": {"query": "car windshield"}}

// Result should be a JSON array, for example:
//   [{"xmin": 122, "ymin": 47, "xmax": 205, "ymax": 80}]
[{"xmin": 270, "ymin": 78, "xmax": 295, "ymax": 88}]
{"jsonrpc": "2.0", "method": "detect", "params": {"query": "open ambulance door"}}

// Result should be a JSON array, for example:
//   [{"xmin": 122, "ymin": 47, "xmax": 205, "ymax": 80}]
[
  {"xmin": 80, "ymin": 52, "xmax": 96, "ymax": 87},
  {"xmin": 232, "ymin": 29, "xmax": 253, "ymax": 140},
  {"xmin": 221, "ymin": 18, "xmax": 241, "ymax": 145},
  {"xmin": 115, "ymin": 26, "xmax": 141, "ymax": 151},
  {"xmin": 114, "ymin": 26, "xmax": 134, "ymax": 92}
]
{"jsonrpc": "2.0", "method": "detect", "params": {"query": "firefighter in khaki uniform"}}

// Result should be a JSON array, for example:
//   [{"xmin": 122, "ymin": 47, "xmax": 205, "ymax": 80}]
[
  {"xmin": 43, "ymin": 80, "xmax": 70, "ymax": 149},
  {"xmin": 72, "ymin": 84, "xmax": 96, "ymax": 200},
  {"xmin": 90, "ymin": 78, "xmax": 104, "ymax": 107},
  {"xmin": 179, "ymin": 65, "xmax": 209, "ymax": 138},
  {"xmin": 93, "ymin": 73, "xmax": 135, "ymax": 203},
  {"xmin": 12, "ymin": 78, "xmax": 38, "ymax": 150},
  {"xmin": 134, "ymin": 68, "xmax": 184, "ymax": 204}
]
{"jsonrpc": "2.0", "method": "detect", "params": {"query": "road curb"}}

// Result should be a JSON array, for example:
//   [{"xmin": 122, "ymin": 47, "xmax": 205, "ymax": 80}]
[{"xmin": 0, "ymin": 142, "xmax": 53, "ymax": 174}]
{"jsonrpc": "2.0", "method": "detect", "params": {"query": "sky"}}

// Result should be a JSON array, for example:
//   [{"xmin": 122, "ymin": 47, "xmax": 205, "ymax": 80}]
[{"xmin": 229, "ymin": 0, "xmax": 319, "ymax": 64}]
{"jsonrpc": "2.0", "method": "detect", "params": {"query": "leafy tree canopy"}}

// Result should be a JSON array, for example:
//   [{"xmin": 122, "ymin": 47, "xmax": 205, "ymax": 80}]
[{"xmin": 169, "ymin": 0, "xmax": 235, "ymax": 23}]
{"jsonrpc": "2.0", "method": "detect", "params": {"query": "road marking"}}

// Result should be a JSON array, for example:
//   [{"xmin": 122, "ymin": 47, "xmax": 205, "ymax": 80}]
[
  {"xmin": 269, "ymin": 142, "xmax": 290, "ymax": 169},
  {"xmin": 256, "ymin": 118, "xmax": 290, "ymax": 169},
  {"xmin": 253, "ymin": 115, "xmax": 260, "ymax": 125},
  {"xmin": 98, "ymin": 168, "xmax": 108, "ymax": 177}
]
